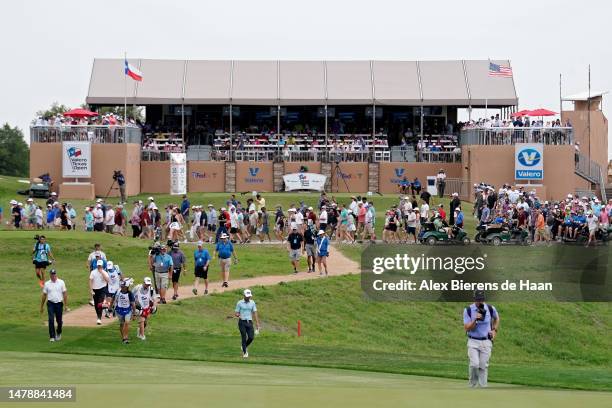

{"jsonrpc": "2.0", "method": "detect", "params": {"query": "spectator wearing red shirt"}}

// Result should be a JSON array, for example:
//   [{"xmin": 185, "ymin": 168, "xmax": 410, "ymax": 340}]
[
  {"xmin": 357, "ymin": 202, "xmax": 367, "ymax": 237},
  {"xmin": 438, "ymin": 204, "xmax": 446, "ymax": 221}
]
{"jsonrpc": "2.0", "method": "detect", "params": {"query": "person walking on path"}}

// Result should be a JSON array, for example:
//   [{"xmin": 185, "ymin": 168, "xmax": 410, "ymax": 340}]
[
  {"xmin": 113, "ymin": 278, "xmax": 136, "ymax": 344},
  {"xmin": 169, "ymin": 242, "xmax": 186, "ymax": 300},
  {"xmin": 89, "ymin": 260, "xmax": 110, "ymax": 325},
  {"xmin": 40, "ymin": 269, "xmax": 67, "ymax": 342},
  {"xmin": 286, "ymin": 226, "xmax": 304, "ymax": 274},
  {"xmin": 316, "ymin": 230, "xmax": 330, "ymax": 276},
  {"xmin": 214, "ymin": 233, "xmax": 238, "ymax": 288},
  {"xmin": 192, "ymin": 241, "xmax": 211, "ymax": 295},
  {"xmin": 234, "ymin": 289, "xmax": 261, "ymax": 359},
  {"xmin": 32, "ymin": 235, "xmax": 55, "ymax": 288}
]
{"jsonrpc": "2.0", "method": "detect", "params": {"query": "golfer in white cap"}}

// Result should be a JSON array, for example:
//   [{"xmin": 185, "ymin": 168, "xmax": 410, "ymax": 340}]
[
  {"xmin": 234, "ymin": 289, "xmax": 260, "ymax": 358},
  {"xmin": 89, "ymin": 260, "xmax": 110, "ymax": 325}
]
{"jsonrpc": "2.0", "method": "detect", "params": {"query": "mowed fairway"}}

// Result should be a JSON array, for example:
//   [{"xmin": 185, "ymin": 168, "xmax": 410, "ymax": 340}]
[{"xmin": 1, "ymin": 352, "xmax": 610, "ymax": 408}]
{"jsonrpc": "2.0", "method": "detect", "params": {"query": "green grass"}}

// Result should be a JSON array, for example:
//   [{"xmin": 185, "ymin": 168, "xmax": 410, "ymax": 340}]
[
  {"xmin": 1, "ymin": 352, "xmax": 610, "ymax": 408},
  {"xmin": 0, "ymin": 232, "xmax": 610, "ymax": 391},
  {"xmin": 0, "ymin": 231, "xmax": 291, "ymax": 324},
  {"xmin": 1, "ymin": 174, "xmax": 611, "ymax": 393}
]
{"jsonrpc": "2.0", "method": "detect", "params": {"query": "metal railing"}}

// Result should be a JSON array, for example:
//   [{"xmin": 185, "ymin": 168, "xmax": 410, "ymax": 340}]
[
  {"xmin": 460, "ymin": 127, "xmax": 573, "ymax": 146},
  {"xmin": 417, "ymin": 151, "xmax": 461, "ymax": 163},
  {"xmin": 30, "ymin": 125, "xmax": 142, "ymax": 144},
  {"xmin": 444, "ymin": 178, "xmax": 471, "ymax": 200},
  {"xmin": 210, "ymin": 149, "xmax": 390, "ymax": 162},
  {"xmin": 141, "ymin": 150, "xmax": 174, "ymax": 161},
  {"xmin": 575, "ymin": 152, "xmax": 602, "ymax": 184}
]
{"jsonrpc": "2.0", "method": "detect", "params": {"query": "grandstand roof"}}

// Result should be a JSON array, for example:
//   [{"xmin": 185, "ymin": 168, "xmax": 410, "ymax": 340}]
[{"xmin": 86, "ymin": 59, "xmax": 518, "ymax": 107}]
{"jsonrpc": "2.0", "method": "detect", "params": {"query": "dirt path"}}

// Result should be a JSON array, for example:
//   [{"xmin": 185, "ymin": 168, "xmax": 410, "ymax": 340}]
[{"xmin": 62, "ymin": 245, "xmax": 359, "ymax": 327}]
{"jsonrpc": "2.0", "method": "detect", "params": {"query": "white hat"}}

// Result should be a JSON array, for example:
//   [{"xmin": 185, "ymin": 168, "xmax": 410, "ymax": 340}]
[
  {"xmin": 207, "ymin": 204, "xmax": 213, "ymax": 207},
  {"xmin": 96, "ymin": 260, "xmax": 104, "ymax": 266},
  {"xmin": 567, "ymin": 194, "xmax": 573, "ymax": 198},
  {"xmin": 51, "ymin": 192, "xmax": 57, "ymax": 196},
  {"xmin": 220, "ymin": 233, "xmax": 229, "ymax": 239},
  {"xmin": 106, "ymin": 261, "xmax": 114, "ymax": 269},
  {"xmin": 243, "ymin": 289, "xmax": 252, "ymax": 298},
  {"xmin": 144, "ymin": 277, "xmax": 152, "ymax": 285},
  {"xmin": 308, "ymin": 206, "xmax": 313, "ymax": 211},
  {"xmin": 26, "ymin": 198, "xmax": 33, "ymax": 202},
  {"xmin": 17, "ymin": 202, "xmax": 23, "ymax": 206},
  {"xmin": 10, "ymin": 199, "xmax": 17, "ymax": 205},
  {"xmin": 452, "ymin": 192, "xmax": 459, "ymax": 197},
  {"xmin": 197, "ymin": 240, "xmax": 203, "ymax": 246},
  {"xmin": 148, "ymin": 196, "xmax": 154, "ymax": 201},
  {"xmin": 221, "ymin": 207, "xmax": 226, "ymax": 211},
  {"xmin": 318, "ymin": 230, "xmax": 325, "ymax": 235},
  {"xmin": 96, "ymin": 198, "xmax": 102, "ymax": 203},
  {"xmin": 288, "ymin": 208, "xmax": 296, "ymax": 212},
  {"xmin": 96, "ymin": 204, "xmax": 101, "ymax": 208}
]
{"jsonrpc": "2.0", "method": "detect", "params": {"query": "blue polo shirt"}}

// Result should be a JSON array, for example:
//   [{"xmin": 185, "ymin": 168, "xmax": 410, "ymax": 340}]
[
  {"xmin": 235, "ymin": 299, "xmax": 257, "ymax": 320},
  {"xmin": 215, "ymin": 241, "xmax": 234, "ymax": 259},
  {"xmin": 463, "ymin": 303, "xmax": 498, "ymax": 339},
  {"xmin": 194, "ymin": 248, "xmax": 211, "ymax": 267},
  {"xmin": 316, "ymin": 236, "xmax": 329, "ymax": 257},
  {"xmin": 153, "ymin": 253, "xmax": 173, "ymax": 272}
]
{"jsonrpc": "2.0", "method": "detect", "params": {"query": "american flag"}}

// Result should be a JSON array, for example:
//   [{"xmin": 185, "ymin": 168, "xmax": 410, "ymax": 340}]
[{"xmin": 488, "ymin": 62, "xmax": 513, "ymax": 78}]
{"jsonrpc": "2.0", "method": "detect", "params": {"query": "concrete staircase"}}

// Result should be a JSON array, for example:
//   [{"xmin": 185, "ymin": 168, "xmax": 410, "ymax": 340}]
[
  {"xmin": 368, "ymin": 162, "xmax": 379, "ymax": 193},
  {"xmin": 273, "ymin": 162, "xmax": 284, "ymax": 192},
  {"xmin": 225, "ymin": 162, "xmax": 236, "ymax": 193}
]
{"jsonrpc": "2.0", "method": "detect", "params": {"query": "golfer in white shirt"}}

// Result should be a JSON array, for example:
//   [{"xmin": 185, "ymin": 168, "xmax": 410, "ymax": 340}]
[{"xmin": 40, "ymin": 269, "xmax": 67, "ymax": 341}]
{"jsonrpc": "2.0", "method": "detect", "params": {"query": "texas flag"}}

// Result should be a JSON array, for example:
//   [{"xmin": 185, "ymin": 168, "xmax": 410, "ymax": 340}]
[{"xmin": 124, "ymin": 59, "xmax": 143, "ymax": 81}]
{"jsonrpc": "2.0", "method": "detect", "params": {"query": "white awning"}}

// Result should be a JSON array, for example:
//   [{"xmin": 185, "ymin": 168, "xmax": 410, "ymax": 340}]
[
  {"xmin": 231, "ymin": 60, "xmax": 278, "ymax": 105},
  {"xmin": 464, "ymin": 60, "xmax": 518, "ymax": 106},
  {"xmin": 135, "ymin": 59, "xmax": 185, "ymax": 104},
  {"xmin": 279, "ymin": 61, "xmax": 326, "ymax": 105},
  {"xmin": 183, "ymin": 60, "xmax": 232, "ymax": 104},
  {"xmin": 87, "ymin": 58, "xmax": 139, "ymax": 105},
  {"xmin": 86, "ymin": 59, "xmax": 518, "ymax": 107},
  {"xmin": 420, "ymin": 60, "xmax": 469, "ymax": 106},
  {"xmin": 325, "ymin": 61, "xmax": 373, "ymax": 105},
  {"xmin": 373, "ymin": 61, "xmax": 421, "ymax": 105}
]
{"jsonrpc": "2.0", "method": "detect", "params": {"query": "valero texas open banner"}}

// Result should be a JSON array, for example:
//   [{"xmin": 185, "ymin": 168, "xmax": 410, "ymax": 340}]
[{"xmin": 62, "ymin": 141, "xmax": 91, "ymax": 178}]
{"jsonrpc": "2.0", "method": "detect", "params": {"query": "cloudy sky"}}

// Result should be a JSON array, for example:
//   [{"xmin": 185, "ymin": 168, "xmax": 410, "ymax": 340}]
[{"xmin": 1, "ymin": 0, "xmax": 610, "ymax": 154}]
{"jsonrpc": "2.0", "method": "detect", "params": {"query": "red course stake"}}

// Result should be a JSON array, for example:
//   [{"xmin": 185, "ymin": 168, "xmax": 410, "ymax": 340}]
[{"xmin": 297, "ymin": 320, "xmax": 301, "ymax": 337}]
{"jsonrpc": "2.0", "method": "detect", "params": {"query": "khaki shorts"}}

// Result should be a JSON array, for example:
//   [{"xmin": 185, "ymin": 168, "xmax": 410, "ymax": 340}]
[
  {"xmin": 155, "ymin": 272, "xmax": 169, "ymax": 290},
  {"xmin": 219, "ymin": 258, "xmax": 231, "ymax": 270},
  {"xmin": 365, "ymin": 223, "xmax": 375, "ymax": 234},
  {"xmin": 289, "ymin": 249, "xmax": 301, "ymax": 261},
  {"xmin": 535, "ymin": 228, "xmax": 546, "ymax": 239}
]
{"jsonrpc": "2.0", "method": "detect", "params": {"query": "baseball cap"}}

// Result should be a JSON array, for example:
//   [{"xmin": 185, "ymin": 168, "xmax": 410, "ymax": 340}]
[
  {"xmin": 10, "ymin": 199, "xmax": 17, "ymax": 205},
  {"xmin": 26, "ymin": 198, "xmax": 33, "ymax": 202},
  {"xmin": 106, "ymin": 261, "xmax": 114, "ymax": 269},
  {"xmin": 148, "ymin": 196, "xmax": 155, "ymax": 201},
  {"xmin": 243, "ymin": 289, "xmax": 252, "ymax": 298},
  {"xmin": 318, "ymin": 230, "xmax": 325, "ymax": 235},
  {"xmin": 474, "ymin": 290, "xmax": 486, "ymax": 301},
  {"xmin": 96, "ymin": 260, "xmax": 104, "ymax": 266},
  {"xmin": 207, "ymin": 204, "xmax": 213, "ymax": 207},
  {"xmin": 96, "ymin": 198, "xmax": 102, "ymax": 203},
  {"xmin": 120, "ymin": 279, "xmax": 129, "ymax": 287},
  {"xmin": 144, "ymin": 277, "xmax": 152, "ymax": 285},
  {"xmin": 220, "ymin": 233, "xmax": 229, "ymax": 239},
  {"xmin": 51, "ymin": 192, "xmax": 57, "ymax": 196},
  {"xmin": 197, "ymin": 240, "xmax": 203, "ymax": 246},
  {"xmin": 49, "ymin": 269, "xmax": 57, "ymax": 275}
]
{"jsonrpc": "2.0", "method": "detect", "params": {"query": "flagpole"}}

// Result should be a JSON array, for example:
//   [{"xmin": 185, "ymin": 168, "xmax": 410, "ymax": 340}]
[
  {"xmin": 485, "ymin": 58, "xmax": 490, "ymax": 120},
  {"xmin": 124, "ymin": 52, "xmax": 128, "ymax": 124}
]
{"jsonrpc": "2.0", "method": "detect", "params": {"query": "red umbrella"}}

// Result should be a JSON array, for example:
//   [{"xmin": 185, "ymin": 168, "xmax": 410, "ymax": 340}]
[
  {"xmin": 63, "ymin": 108, "xmax": 99, "ymax": 118},
  {"xmin": 526, "ymin": 108, "xmax": 556, "ymax": 117},
  {"xmin": 510, "ymin": 109, "xmax": 531, "ymax": 117}
]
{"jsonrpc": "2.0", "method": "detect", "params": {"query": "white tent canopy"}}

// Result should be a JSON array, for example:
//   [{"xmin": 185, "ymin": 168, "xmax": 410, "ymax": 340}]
[{"xmin": 86, "ymin": 58, "xmax": 518, "ymax": 107}]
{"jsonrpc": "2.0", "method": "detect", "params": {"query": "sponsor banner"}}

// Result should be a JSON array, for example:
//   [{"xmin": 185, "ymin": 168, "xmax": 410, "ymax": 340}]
[
  {"xmin": 62, "ymin": 141, "xmax": 91, "ymax": 178},
  {"xmin": 329, "ymin": 162, "xmax": 368, "ymax": 192},
  {"xmin": 515, "ymin": 143, "xmax": 543, "ymax": 180},
  {"xmin": 187, "ymin": 162, "xmax": 226, "ymax": 192},
  {"xmin": 235, "ymin": 162, "xmax": 274, "ymax": 192},
  {"xmin": 170, "ymin": 153, "xmax": 187, "ymax": 195},
  {"xmin": 283, "ymin": 172, "xmax": 327, "ymax": 191},
  {"xmin": 378, "ymin": 162, "xmax": 462, "ymax": 194}
]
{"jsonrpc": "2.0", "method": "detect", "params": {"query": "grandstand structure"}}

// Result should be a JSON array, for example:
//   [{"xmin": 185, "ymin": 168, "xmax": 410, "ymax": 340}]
[{"xmin": 29, "ymin": 59, "xmax": 608, "ymax": 200}]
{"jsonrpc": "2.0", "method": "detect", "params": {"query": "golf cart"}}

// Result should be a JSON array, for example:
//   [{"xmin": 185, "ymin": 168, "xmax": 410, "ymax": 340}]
[
  {"xmin": 17, "ymin": 174, "xmax": 52, "ymax": 198},
  {"xmin": 418, "ymin": 222, "xmax": 471, "ymax": 246},
  {"xmin": 562, "ymin": 226, "xmax": 610, "ymax": 245},
  {"xmin": 476, "ymin": 224, "xmax": 532, "ymax": 246}
]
